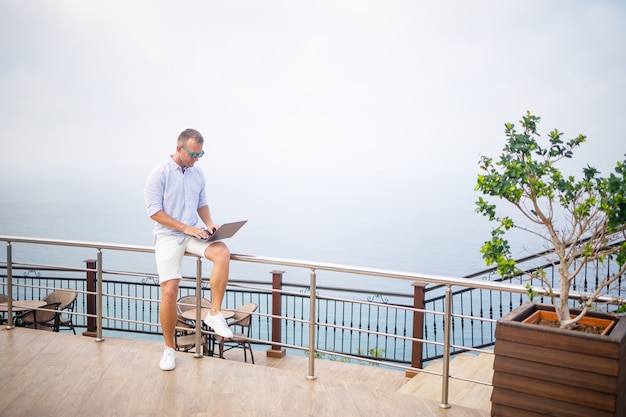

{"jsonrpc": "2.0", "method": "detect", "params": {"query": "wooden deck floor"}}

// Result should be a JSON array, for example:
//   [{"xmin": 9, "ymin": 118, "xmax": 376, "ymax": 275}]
[{"xmin": 0, "ymin": 328, "xmax": 490, "ymax": 417}]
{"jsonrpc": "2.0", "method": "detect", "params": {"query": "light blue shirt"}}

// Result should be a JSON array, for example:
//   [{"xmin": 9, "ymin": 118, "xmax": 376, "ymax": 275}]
[{"xmin": 144, "ymin": 157, "xmax": 208, "ymax": 243}]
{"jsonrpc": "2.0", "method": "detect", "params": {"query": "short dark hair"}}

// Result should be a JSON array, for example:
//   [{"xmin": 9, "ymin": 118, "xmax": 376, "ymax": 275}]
[{"xmin": 177, "ymin": 128, "xmax": 204, "ymax": 146}]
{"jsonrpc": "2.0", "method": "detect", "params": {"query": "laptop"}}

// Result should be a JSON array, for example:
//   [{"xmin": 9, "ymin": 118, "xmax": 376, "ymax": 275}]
[{"xmin": 201, "ymin": 220, "xmax": 247, "ymax": 242}]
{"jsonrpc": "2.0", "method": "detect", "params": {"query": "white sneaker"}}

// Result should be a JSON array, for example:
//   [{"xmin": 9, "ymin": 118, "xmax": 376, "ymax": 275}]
[
  {"xmin": 160, "ymin": 347, "xmax": 176, "ymax": 371},
  {"xmin": 203, "ymin": 312, "xmax": 234, "ymax": 338}
]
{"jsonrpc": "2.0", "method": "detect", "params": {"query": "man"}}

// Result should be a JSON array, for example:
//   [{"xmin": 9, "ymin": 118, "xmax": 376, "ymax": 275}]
[{"xmin": 144, "ymin": 128, "xmax": 233, "ymax": 371}]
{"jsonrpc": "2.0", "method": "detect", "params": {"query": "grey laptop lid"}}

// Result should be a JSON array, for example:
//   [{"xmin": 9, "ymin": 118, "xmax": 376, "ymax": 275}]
[{"xmin": 203, "ymin": 220, "xmax": 247, "ymax": 242}]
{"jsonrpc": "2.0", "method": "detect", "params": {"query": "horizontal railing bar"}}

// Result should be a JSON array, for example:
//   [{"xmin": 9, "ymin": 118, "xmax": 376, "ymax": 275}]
[
  {"xmin": 3, "ymin": 261, "xmax": 93, "ymax": 274},
  {"xmin": 453, "ymin": 312, "xmax": 498, "ymax": 324},
  {"xmin": 230, "ymin": 253, "xmax": 626, "ymax": 305},
  {"xmin": 3, "ymin": 236, "xmax": 624, "ymax": 305},
  {"xmin": 319, "ymin": 321, "xmax": 425, "ymax": 344},
  {"xmin": 0, "ymin": 235, "xmax": 155, "ymax": 253},
  {"xmin": 101, "ymin": 270, "xmax": 159, "ymax": 280},
  {"xmin": 6, "ymin": 281, "xmax": 82, "ymax": 294},
  {"xmin": 9, "ymin": 281, "xmax": 95, "ymax": 296}
]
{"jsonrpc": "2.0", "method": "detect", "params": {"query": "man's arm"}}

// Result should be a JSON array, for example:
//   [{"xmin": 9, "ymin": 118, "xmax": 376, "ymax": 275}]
[
  {"xmin": 150, "ymin": 210, "xmax": 209, "ymax": 239},
  {"xmin": 197, "ymin": 205, "xmax": 219, "ymax": 233}
]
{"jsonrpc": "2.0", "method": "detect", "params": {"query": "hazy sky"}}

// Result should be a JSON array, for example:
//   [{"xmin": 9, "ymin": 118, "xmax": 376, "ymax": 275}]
[
  {"xmin": 2, "ymin": 0, "xmax": 624, "ymax": 182},
  {"xmin": 0, "ymin": 1, "xmax": 625, "ymax": 273}
]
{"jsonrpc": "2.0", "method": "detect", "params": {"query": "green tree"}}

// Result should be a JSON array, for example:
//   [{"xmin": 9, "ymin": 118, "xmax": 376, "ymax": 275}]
[{"xmin": 475, "ymin": 112, "xmax": 626, "ymax": 328}]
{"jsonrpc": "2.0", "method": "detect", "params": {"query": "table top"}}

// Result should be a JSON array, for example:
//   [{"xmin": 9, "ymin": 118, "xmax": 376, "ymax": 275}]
[
  {"xmin": 0, "ymin": 300, "xmax": 47, "ymax": 313},
  {"xmin": 181, "ymin": 308, "xmax": 235, "ymax": 322}
]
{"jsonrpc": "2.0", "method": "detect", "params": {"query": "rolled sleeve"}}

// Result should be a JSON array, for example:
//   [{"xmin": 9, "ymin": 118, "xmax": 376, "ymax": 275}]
[{"xmin": 144, "ymin": 167, "xmax": 165, "ymax": 217}]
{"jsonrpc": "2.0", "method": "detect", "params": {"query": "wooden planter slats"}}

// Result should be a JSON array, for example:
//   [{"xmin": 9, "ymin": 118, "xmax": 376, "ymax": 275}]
[
  {"xmin": 493, "ymin": 338, "xmax": 618, "ymax": 376},
  {"xmin": 493, "ymin": 355, "xmax": 616, "ymax": 393},
  {"xmin": 491, "ymin": 388, "xmax": 615, "ymax": 417},
  {"xmin": 491, "ymin": 302, "xmax": 626, "ymax": 417},
  {"xmin": 492, "ymin": 371, "xmax": 615, "ymax": 411}
]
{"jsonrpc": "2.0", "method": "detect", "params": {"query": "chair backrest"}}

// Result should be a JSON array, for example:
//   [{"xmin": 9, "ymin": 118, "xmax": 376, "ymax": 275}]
[
  {"xmin": 176, "ymin": 295, "xmax": 211, "ymax": 315},
  {"xmin": 43, "ymin": 290, "xmax": 77, "ymax": 311},
  {"xmin": 17, "ymin": 302, "xmax": 61, "ymax": 326},
  {"xmin": 36, "ymin": 302, "xmax": 62, "ymax": 323},
  {"xmin": 232, "ymin": 303, "xmax": 258, "ymax": 328}
]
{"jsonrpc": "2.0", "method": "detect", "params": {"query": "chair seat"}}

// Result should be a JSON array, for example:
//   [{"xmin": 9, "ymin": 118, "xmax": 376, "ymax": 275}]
[
  {"xmin": 176, "ymin": 333, "xmax": 208, "ymax": 354},
  {"xmin": 221, "ymin": 332, "xmax": 249, "ymax": 343},
  {"xmin": 215, "ymin": 303, "xmax": 257, "ymax": 363},
  {"xmin": 175, "ymin": 315, "xmax": 209, "ymax": 355}
]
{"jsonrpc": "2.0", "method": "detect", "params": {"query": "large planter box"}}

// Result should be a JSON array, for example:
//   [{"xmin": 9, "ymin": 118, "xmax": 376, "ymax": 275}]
[{"xmin": 491, "ymin": 302, "xmax": 626, "ymax": 417}]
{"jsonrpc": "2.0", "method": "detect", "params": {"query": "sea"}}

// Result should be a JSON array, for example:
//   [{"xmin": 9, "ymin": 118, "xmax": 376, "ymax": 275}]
[{"xmin": 0, "ymin": 169, "xmax": 538, "ymax": 295}]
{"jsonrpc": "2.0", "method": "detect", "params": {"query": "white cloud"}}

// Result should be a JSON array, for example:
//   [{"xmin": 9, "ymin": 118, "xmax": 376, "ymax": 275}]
[{"xmin": 0, "ymin": 0, "xmax": 624, "ymax": 182}]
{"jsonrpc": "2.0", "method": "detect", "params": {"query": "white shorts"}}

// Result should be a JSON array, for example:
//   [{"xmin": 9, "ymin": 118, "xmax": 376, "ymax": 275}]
[{"xmin": 155, "ymin": 234, "xmax": 212, "ymax": 284}]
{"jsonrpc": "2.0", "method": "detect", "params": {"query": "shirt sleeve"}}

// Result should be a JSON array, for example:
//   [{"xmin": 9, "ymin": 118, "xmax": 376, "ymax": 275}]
[
  {"xmin": 198, "ymin": 179, "xmax": 208, "ymax": 209},
  {"xmin": 144, "ymin": 165, "xmax": 165, "ymax": 217}
]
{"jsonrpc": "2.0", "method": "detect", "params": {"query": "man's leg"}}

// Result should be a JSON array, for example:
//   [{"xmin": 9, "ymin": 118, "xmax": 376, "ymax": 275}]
[
  {"xmin": 202, "ymin": 242, "xmax": 234, "ymax": 338},
  {"xmin": 154, "ymin": 234, "xmax": 185, "ymax": 370},
  {"xmin": 204, "ymin": 242, "xmax": 230, "ymax": 315},
  {"xmin": 160, "ymin": 278, "xmax": 180, "ymax": 349}
]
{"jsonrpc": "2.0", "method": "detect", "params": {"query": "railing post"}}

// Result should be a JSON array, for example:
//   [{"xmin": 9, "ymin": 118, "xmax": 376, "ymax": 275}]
[
  {"xmin": 407, "ymin": 281, "xmax": 427, "ymax": 377},
  {"xmin": 95, "ymin": 249, "xmax": 104, "ymax": 342},
  {"xmin": 267, "ymin": 270, "xmax": 286, "ymax": 358},
  {"xmin": 5, "ymin": 242, "xmax": 14, "ymax": 329},
  {"xmin": 307, "ymin": 268, "xmax": 318, "ymax": 380},
  {"xmin": 83, "ymin": 259, "xmax": 98, "ymax": 337},
  {"xmin": 194, "ymin": 256, "xmax": 203, "ymax": 358},
  {"xmin": 440, "ymin": 285, "xmax": 452, "ymax": 409}
]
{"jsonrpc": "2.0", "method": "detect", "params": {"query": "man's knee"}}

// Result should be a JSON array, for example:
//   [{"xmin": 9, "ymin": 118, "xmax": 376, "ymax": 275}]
[
  {"xmin": 160, "ymin": 279, "xmax": 180, "ymax": 300},
  {"xmin": 206, "ymin": 242, "xmax": 230, "ymax": 263}
]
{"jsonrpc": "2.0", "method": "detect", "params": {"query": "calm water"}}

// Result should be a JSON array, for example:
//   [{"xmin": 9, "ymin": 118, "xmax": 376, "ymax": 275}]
[{"xmin": 0, "ymin": 170, "xmax": 528, "ymax": 294}]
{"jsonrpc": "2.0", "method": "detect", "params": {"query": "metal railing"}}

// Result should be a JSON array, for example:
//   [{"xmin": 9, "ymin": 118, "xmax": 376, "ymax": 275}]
[{"xmin": 1, "ymin": 235, "xmax": 625, "ymax": 409}]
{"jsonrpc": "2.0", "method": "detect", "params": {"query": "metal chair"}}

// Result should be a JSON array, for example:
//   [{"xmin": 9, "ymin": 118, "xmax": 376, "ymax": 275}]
[
  {"xmin": 13, "ymin": 302, "xmax": 61, "ymax": 331},
  {"xmin": 216, "ymin": 303, "xmax": 258, "ymax": 363},
  {"xmin": 176, "ymin": 295, "xmax": 211, "ymax": 316},
  {"xmin": 42, "ymin": 290, "xmax": 77, "ymax": 334},
  {"xmin": 175, "ymin": 295, "xmax": 211, "ymax": 355},
  {"xmin": 175, "ymin": 318, "xmax": 209, "ymax": 354}
]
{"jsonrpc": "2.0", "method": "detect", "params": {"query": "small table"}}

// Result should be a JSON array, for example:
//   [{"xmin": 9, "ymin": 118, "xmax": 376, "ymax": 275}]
[
  {"xmin": 0, "ymin": 300, "xmax": 47, "ymax": 327},
  {"xmin": 181, "ymin": 308, "xmax": 234, "ymax": 322},
  {"xmin": 181, "ymin": 309, "xmax": 234, "ymax": 356},
  {"xmin": 0, "ymin": 300, "xmax": 47, "ymax": 313}
]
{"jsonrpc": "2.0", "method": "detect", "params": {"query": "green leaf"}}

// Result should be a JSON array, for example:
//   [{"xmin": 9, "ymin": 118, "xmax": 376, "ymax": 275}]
[{"xmin": 475, "ymin": 113, "xmax": 626, "ymax": 316}]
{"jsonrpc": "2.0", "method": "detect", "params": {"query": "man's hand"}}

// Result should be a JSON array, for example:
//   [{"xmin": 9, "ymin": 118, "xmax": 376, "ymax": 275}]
[
  {"xmin": 184, "ymin": 225, "xmax": 212, "ymax": 240},
  {"xmin": 205, "ymin": 224, "xmax": 219, "ymax": 235}
]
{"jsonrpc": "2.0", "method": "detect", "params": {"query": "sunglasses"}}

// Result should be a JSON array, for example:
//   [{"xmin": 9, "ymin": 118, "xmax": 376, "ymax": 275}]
[{"xmin": 181, "ymin": 145, "xmax": 205, "ymax": 159}]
